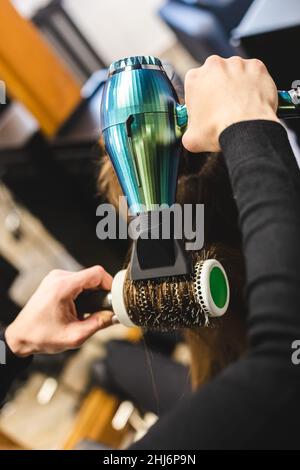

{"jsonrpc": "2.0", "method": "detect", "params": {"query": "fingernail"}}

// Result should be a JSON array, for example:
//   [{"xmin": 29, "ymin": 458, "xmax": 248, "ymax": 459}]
[{"xmin": 112, "ymin": 314, "xmax": 120, "ymax": 325}]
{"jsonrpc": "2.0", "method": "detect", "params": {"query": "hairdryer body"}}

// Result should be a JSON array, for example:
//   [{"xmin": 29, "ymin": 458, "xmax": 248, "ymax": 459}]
[{"xmin": 100, "ymin": 56, "xmax": 187, "ymax": 215}]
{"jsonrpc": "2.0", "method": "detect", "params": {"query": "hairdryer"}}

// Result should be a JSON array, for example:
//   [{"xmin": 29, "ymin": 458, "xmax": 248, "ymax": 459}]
[{"xmin": 100, "ymin": 56, "xmax": 300, "ymax": 329}]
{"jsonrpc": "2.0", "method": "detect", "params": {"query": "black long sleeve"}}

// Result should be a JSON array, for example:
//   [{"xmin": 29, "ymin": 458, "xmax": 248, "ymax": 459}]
[
  {"xmin": 0, "ymin": 330, "xmax": 32, "ymax": 405},
  {"xmin": 131, "ymin": 120, "xmax": 300, "ymax": 450}
]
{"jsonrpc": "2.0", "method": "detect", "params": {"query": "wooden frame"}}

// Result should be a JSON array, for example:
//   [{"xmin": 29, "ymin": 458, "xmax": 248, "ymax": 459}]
[{"xmin": 0, "ymin": 0, "xmax": 81, "ymax": 136}]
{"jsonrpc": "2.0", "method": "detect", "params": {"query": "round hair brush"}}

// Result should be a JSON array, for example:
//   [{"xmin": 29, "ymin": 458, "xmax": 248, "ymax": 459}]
[{"xmin": 111, "ymin": 254, "xmax": 229, "ymax": 330}]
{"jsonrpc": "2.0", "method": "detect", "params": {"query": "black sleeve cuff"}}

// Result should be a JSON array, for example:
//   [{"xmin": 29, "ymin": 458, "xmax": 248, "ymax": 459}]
[
  {"xmin": 219, "ymin": 119, "xmax": 300, "ymax": 199},
  {"xmin": 0, "ymin": 329, "xmax": 33, "ymax": 405},
  {"xmin": 220, "ymin": 119, "xmax": 286, "ymax": 158},
  {"xmin": 219, "ymin": 120, "xmax": 292, "ymax": 168}
]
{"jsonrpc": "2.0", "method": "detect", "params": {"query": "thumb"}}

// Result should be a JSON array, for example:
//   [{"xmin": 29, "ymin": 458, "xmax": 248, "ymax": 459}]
[{"xmin": 66, "ymin": 311, "xmax": 113, "ymax": 347}]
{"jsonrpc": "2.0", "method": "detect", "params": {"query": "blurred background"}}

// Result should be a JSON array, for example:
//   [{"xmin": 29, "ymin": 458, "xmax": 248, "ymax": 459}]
[{"xmin": 0, "ymin": 0, "xmax": 299, "ymax": 450}]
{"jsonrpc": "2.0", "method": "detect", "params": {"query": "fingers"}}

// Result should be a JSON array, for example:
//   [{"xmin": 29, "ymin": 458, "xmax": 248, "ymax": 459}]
[
  {"xmin": 73, "ymin": 265, "xmax": 113, "ymax": 290},
  {"xmin": 182, "ymin": 55, "xmax": 277, "ymax": 153},
  {"xmin": 182, "ymin": 131, "xmax": 220, "ymax": 153},
  {"xmin": 65, "ymin": 310, "xmax": 114, "ymax": 348},
  {"xmin": 64, "ymin": 266, "xmax": 113, "ymax": 298}
]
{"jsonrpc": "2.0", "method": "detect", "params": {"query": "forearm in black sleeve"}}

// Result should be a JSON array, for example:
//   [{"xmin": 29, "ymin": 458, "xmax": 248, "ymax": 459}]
[
  {"xmin": 130, "ymin": 120, "xmax": 300, "ymax": 450},
  {"xmin": 0, "ymin": 329, "xmax": 32, "ymax": 406}
]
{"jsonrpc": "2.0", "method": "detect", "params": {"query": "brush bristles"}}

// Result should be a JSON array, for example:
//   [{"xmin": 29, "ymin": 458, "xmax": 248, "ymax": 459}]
[{"xmin": 124, "ymin": 254, "xmax": 214, "ymax": 331}]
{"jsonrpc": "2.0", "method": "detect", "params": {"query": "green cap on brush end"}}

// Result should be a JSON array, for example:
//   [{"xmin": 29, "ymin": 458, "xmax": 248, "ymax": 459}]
[{"xmin": 194, "ymin": 259, "xmax": 230, "ymax": 318}]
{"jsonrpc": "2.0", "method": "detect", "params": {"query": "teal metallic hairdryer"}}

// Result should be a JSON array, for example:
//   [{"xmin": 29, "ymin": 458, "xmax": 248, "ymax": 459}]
[
  {"xmin": 100, "ymin": 56, "xmax": 187, "ymax": 216},
  {"xmin": 100, "ymin": 56, "xmax": 300, "ymax": 281}
]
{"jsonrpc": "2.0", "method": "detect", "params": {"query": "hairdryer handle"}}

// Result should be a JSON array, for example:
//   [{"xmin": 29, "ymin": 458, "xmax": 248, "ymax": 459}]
[
  {"xmin": 278, "ymin": 90, "xmax": 300, "ymax": 119},
  {"xmin": 176, "ymin": 104, "xmax": 188, "ymax": 128},
  {"xmin": 176, "ymin": 90, "xmax": 300, "ymax": 131}
]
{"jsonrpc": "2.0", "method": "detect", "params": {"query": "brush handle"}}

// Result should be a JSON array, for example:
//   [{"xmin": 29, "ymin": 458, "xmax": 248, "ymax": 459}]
[{"xmin": 176, "ymin": 89, "xmax": 300, "ymax": 129}]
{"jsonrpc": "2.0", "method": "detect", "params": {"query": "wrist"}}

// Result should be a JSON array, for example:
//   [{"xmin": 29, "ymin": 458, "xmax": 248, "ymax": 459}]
[
  {"xmin": 5, "ymin": 323, "xmax": 33, "ymax": 358},
  {"xmin": 217, "ymin": 109, "xmax": 279, "ymax": 140}
]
